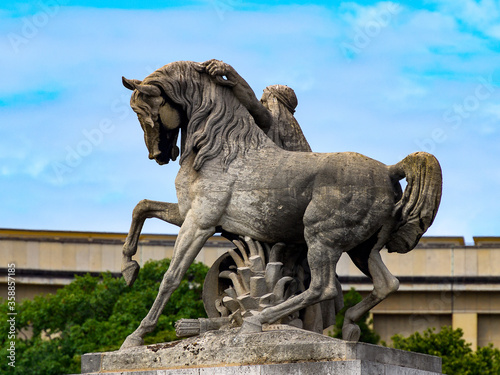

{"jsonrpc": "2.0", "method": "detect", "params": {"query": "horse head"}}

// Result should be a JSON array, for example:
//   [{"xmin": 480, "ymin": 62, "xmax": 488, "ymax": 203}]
[
  {"xmin": 122, "ymin": 76, "xmax": 182, "ymax": 165},
  {"xmin": 123, "ymin": 61, "xmax": 268, "ymax": 171}
]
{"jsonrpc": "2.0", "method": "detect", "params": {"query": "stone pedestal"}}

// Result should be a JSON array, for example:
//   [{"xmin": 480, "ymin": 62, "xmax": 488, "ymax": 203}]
[{"xmin": 81, "ymin": 327, "xmax": 442, "ymax": 374}]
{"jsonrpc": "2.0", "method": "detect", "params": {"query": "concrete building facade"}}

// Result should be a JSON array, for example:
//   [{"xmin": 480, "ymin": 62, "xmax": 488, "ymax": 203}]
[{"xmin": 1, "ymin": 228, "xmax": 499, "ymax": 348}]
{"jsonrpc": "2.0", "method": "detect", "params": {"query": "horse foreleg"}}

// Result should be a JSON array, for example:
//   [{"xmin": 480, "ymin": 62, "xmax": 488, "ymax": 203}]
[
  {"xmin": 122, "ymin": 200, "xmax": 183, "ymax": 286},
  {"xmin": 342, "ymin": 249, "xmax": 399, "ymax": 341},
  {"xmin": 121, "ymin": 218, "xmax": 215, "ymax": 349}
]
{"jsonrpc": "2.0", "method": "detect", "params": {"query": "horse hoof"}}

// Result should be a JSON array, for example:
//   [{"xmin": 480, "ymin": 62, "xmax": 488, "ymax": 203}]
[
  {"xmin": 342, "ymin": 323, "xmax": 361, "ymax": 342},
  {"xmin": 120, "ymin": 334, "xmax": 144, "ymax": 350},
  {"xmin": 122, "ymin": 260, "xmax": 140, "ymax": 287},
  {"xmin": 239, "ymin": 316, "xmax": 263, "ymax": 334}
]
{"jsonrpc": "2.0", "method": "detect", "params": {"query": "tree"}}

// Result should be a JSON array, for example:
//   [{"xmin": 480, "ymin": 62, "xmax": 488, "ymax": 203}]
[
  {"xmin": 329, "ymin": 287, "xmax": 380, "ymax": 345},
  {"xmin": 0, "ymin": 259, "xmax": 208, "ymax": 375},
  {"xmin": 392, "ymin": 326, "xmax": 500, "ymax": 375}
]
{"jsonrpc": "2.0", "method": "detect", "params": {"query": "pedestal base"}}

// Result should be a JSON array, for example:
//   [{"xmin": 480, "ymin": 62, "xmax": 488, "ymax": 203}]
[{"xmin": 81, "ymin": 326, "xmax": 442, "ymax": 374}]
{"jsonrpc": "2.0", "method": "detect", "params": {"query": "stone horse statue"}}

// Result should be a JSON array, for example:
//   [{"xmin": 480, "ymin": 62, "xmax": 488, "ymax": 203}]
[{"xmin": 119, "ymin": 60, "xmax": 442, "ymax": 349}]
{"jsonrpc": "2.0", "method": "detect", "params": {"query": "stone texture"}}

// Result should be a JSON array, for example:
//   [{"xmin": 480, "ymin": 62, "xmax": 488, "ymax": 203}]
[
  {"xmin": 80, "ymin": 361, "xmax": 443, "ymax": 375},
  {"xmin": 118, "ymin": 60, "xmax": 443, "ymax": 349},
  {"xmin": 80, "ymin": 353, "xmax": 101, "ymax": 374},
  {"xmin": 81, "ymin": 328, "xmax": 441, "ymax": 374}
]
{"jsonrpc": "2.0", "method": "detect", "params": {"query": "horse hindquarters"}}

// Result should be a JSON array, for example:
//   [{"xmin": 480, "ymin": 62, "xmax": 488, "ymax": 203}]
[{"xmin": 342, "ymin": 153, "xmax": 442, "ymax": 341}]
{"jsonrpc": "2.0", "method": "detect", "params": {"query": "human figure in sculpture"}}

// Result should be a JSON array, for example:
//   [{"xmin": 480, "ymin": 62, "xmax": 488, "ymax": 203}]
[{"xmin": 203, "ymin": 59, "xmax": 311, "ymax": 153}]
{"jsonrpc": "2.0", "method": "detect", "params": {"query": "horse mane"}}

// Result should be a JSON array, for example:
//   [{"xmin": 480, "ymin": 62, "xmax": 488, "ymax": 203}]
[{"xmin": 140, "ymin": 61, "xmax": 268, "ymax": 171}]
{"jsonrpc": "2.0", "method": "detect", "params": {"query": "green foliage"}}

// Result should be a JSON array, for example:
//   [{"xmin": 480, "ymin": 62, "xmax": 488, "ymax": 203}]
[
  {"xmin": 0, "ymin": 259, "xmax": 208, "ymax": 375},
  {"xmin": 329, "ymin": 287, "xmax": 380, "ymax": 345},
  {"xmin": 392, "ymin": 326, "xmax": 500, "ymax": 375}
]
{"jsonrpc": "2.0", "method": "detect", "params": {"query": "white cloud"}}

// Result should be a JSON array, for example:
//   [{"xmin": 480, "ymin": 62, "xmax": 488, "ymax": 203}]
[
  {"xmin": 432, "ymin": 0, "xmax": 500, "ymax": 39},
  {"xmin": 339, "ymin": 1, "xmax": 402, "ymax": 28}
]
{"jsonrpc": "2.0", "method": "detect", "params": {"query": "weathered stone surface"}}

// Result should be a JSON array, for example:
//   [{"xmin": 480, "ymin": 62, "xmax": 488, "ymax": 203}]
[
  {"xmin": 81, "ymin": 328, "xmax": 441, "ymax": 374},
  {"xmin": 118, "ymin": 59, "xmax": 443, "ymax": 349},
  {"xmin": 80, "ymin": 361, "xmax": 442, "ymax": 375}
]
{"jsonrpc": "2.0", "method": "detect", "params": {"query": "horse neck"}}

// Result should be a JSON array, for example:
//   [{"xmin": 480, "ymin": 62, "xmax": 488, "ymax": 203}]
[{"xmin": 178, "ymin": 85, "xmax": 276, "ymax": 171}]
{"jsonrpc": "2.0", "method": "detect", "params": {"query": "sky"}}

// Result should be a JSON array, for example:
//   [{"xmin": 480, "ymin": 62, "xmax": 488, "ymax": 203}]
[{"xmin": 0, "ymin": 0, "xmax": 499, "ymax": 243}]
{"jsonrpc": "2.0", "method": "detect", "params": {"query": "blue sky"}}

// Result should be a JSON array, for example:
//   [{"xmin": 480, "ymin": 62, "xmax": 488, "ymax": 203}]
[{"xmin": 1, "ymin": 0, "xmax": 499, "ymax": 243}]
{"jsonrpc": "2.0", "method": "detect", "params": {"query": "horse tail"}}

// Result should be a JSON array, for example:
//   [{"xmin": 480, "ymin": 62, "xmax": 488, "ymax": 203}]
[{"xmin": 386, "ymin": 152, "xmax": 442, "ymax": 254}]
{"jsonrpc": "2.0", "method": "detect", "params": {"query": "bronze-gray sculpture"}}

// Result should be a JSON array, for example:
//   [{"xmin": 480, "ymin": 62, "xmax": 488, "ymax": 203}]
[{"xmin": 119, "ymin": 60, "xmax": 442, "ymax": 350}]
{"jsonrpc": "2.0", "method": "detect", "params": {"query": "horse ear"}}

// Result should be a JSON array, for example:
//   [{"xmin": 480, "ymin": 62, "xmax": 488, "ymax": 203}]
[
  {"xmin": 122, "ymin": 77, "xmax": 142, "ymax": 90},
  {"xmin": 122, "ymin": 77, "xmax": 161, "ymax": 96}
]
